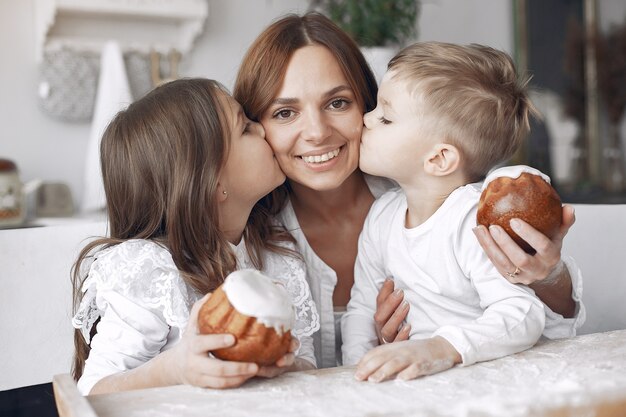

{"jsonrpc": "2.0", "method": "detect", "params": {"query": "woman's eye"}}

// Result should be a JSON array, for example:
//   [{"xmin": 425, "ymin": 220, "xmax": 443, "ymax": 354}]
[
  {"xmin": 329, "ymin": 99, "xmax": 349, "ymax": 110},
  {"xmin": 379, "ymin": 116, "xmax": 391, "ymax": 125},
  {"xmin": 273, "ymin": 109, "xmax": 294, "ymax": 120},
  {"xmin": 242, "ymin": 122, "xmax": 251, "ymax": 134}
]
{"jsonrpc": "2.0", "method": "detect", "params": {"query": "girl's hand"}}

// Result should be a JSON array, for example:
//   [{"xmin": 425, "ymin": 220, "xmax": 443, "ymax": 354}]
[
  {"xmin": 170, "ymin": 294, "xmax": 259, "ymax": 389},
  {"xmin": 256, "ymin": 338, "xmax": 300, "ymax": 378},
  {"xmin": 472, "ymin": 205, "xmax": 576, "ymax": 286},
  {"xmin": 373, "ymin": 279, "xmax": 411, "ymax": 345},
  {"xmin": 354, "ymin": 336, "xmax": 461, "ymax": 383}
]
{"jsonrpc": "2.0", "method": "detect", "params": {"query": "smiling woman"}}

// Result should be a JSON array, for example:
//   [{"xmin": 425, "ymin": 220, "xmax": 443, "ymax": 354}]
[{"xmin": 260, "ymin": 45, "xmax": 363, "ymax": 191}]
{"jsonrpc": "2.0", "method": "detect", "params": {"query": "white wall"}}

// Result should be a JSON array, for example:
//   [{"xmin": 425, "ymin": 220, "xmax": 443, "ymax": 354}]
[
  {"xmin": 419, "ymin": 0, "xmax": 513, "ymax": 54},
  {"xmin": 0, "ymin": 0, "xmax": 514, "ymax": 209}
]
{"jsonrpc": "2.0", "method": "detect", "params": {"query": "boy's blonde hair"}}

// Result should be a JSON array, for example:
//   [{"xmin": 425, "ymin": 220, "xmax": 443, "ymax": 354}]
[{"xmin": 388, "ymin": 41, "xmax": 538, "ymax": 182}]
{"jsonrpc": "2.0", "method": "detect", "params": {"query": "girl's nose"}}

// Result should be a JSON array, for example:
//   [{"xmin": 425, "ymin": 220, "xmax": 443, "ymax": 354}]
[{"xmin": 253, "ymin": 121, "xmax": 265, "ymax": 138}]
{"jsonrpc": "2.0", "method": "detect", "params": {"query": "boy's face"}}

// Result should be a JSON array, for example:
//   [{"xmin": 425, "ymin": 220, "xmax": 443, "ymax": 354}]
[{"xmin": 360, "ymin": 72, "xmax": 436, "ymax": 184}]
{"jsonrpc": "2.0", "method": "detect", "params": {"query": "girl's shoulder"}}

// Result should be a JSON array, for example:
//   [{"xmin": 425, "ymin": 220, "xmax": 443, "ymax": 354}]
[
  {"xmin": 93, "ymin": 239, "xmax": 175, "ymax": 269},
  {"xmin": 80, "ymin": 239, "xmax": 195, "ymax": 327}
]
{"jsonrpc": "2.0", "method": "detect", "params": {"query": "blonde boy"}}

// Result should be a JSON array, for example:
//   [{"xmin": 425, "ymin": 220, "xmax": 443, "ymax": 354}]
[{"xmin": 342, "ymin": 42, "xmax": 545, "ymax": 381}]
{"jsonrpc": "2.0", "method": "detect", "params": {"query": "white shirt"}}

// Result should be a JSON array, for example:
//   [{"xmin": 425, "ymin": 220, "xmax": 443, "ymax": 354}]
[
  {"xmin": 343, "ymin": 185, "xmax": 547, "ymax": 365},
  {"xmin": 73, "ymin": 239, "xmax": 319, "ymax": 395},
  {"xmin": 277, "ymin": 175, "xmax": 585, "ymax": 368}
]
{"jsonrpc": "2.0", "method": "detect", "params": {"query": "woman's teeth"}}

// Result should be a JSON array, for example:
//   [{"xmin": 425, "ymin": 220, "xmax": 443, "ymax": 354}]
[{"xmin": 301, "ymin": 148, "xmax": 341, "ymax": 164}]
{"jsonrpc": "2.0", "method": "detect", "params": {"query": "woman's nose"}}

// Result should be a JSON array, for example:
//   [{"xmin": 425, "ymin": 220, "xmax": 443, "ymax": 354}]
[{"xmin": 302, "ymin": 110, "xmax": 332, "ymax": 143}]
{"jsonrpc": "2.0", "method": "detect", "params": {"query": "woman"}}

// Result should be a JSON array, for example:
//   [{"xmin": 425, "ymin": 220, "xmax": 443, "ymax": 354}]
[{"xmin": 234, "ymin": 13, "xmax": 584, "ymax": 368}]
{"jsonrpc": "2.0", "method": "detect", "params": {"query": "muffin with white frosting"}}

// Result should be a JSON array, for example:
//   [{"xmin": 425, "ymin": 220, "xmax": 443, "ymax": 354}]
[{"xmin": 198, "ymin": 269, "xmax": 294, "ymax": 365}]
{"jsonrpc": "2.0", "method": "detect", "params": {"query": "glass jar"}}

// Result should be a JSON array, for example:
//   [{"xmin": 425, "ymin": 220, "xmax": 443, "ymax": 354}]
[{"xmin": 0, "ymin": 158, "xmax": 25, "ymax": 228}]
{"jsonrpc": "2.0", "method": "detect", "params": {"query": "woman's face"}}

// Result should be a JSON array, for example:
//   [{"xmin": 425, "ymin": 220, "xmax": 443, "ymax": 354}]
[
  {"xmin": 220, "ymin": 94, "xmax": 285, "ymax": 204},
  {"xmin": 260, "ymin": 45, "xmax": 364, "ymax": 191}
]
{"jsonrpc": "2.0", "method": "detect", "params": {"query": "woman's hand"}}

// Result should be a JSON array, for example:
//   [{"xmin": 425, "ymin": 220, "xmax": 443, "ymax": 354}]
[
  {"xmin": 170, "ymin": 294, "xmax": 259, "ymax": 389},
  {"xmin": 473, "ymin": 205, "xmax": 575, "ymax": 285},
  {"xmin": 373, "ymin": 279, "xmax": 412, "ymax": 345},
  {"xmin": 256, "ymin": 338, "xmax": 305, "ymax": 378},
  {"xmin": 473, "ymin": 205, "xmax": 576, "ymax": 317},
  {"xmin": 354, "ymin": 336, "xmax": 461, "ymax": 383}
]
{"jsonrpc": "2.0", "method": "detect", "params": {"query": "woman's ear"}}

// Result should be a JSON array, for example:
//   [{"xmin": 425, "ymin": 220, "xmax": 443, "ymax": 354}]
[{"xmin": 424, "ymin": 143, "xmax": 461, "ymax": 176}]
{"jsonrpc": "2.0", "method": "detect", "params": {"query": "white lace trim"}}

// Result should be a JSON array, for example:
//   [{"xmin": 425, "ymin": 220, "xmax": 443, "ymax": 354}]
[
  {"xmin": 72, "ymin": 240, "xmax": 194, "ymax": 343},
  {"xmin": 232, "ymin": 240, "xmax": 320, "ymax": 338},
  {"xmin": 73, "ymin": 238, "xmax": 320, "ymax": 345}
]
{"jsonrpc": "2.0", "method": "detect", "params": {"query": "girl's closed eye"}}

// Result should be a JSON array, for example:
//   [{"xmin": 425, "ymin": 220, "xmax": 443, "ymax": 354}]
[
  {"xmin": 243, "ymin": 121, "xmax": 251, "ymax": 134},
  {"xmin": 379, "ymin": 116, "xmax": 391, "ymax": 125}
]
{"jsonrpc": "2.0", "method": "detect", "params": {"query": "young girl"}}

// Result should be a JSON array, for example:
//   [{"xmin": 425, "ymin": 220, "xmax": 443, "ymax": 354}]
[{"xmin": 71, "ymin": 78, "xmax": 319, "ymax": 395}]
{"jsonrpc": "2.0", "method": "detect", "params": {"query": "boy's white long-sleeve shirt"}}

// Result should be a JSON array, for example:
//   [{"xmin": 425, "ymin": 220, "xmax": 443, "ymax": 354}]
[{"xmin": 342, "ymin": 184, "xmax": 547, "ymax": 366}]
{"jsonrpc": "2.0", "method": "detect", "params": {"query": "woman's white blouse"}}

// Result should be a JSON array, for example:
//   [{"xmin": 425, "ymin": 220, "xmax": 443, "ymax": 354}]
[
  {"xmin": 73, "ymin": 239, "xmax": 319, "ymax": 395},
  {"xmin": 275, "ymin": 175, "xmax": 585, "ymax": 369}
]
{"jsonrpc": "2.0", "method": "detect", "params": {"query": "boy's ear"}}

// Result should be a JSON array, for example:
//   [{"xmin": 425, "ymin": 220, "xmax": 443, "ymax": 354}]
[{"xmin": 424, "ymin": 143, "xmax": 461, "ymax": 176}]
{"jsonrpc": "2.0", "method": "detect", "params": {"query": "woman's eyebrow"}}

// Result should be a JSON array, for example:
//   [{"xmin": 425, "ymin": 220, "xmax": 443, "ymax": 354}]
[
  {"xmin": 322, "ymin": 85, "xmax": 352, "ymax": 98},
  {"xmin": 271, "ymin": 97, "xmax": 298, "ymax": 106},
  {"xmin": 270, "ymin": 85, "xmax": 353, "ymax": 106}
]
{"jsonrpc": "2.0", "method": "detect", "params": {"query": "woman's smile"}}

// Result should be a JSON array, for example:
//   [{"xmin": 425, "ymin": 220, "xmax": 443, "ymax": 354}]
[{"xmin": 298, "ymin": 146, "xmax": 343, "ymax": 165}]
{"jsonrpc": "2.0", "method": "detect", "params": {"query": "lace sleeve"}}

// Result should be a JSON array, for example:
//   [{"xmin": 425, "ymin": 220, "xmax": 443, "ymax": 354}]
[
  {"xmin": 262, "ymin": 242, "xmax": 320, "ymax": 339},
  {"xmin": 72, "ymin": 240, "xmax": 195, "ymax": 342}
]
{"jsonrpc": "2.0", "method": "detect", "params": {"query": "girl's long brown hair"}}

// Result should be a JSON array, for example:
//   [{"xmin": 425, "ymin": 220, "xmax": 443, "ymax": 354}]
[
  {"xmin": 233, "ymin": 12, "xmax": 379, "ymax": 215},
  {"xmin": 72, "ymin": 78, "xmax": 294, "ymax": 380}
]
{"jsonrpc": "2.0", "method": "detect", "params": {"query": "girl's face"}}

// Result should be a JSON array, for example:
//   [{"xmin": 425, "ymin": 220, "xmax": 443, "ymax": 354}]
[
  {"xmin": 220, "ymin": 94, "xmax": 285, "ymax": 204},
  {"xmin": 260, "ymin": 45, "xmax": 364, "ymax": 191}
]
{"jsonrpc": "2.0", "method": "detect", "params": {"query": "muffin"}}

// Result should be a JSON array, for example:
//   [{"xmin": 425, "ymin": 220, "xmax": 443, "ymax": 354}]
[
  {"xmin": 198, "ymin": 269, "xmax": 293, "ymax": 366},
  {"xmin": 477, "ymin": 166, "xmax": 562, "ymax": 254}
]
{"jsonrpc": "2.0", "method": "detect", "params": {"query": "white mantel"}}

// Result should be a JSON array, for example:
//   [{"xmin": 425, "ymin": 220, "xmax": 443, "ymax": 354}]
[{"xmin": 34, "ymin": 0, "xmax": 209, "ymax": 62}]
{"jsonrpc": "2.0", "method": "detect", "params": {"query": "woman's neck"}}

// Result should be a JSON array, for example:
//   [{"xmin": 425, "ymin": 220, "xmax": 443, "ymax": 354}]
[{"xmin": 289, "ymin": 170, "xmax": 372, "ymax": 223}]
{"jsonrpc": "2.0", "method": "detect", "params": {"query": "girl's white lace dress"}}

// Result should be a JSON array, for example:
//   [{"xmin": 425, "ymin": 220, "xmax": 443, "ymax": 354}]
[{"xmin": 72, "ymin": 239, "xmax": 320, "ymax": 395}]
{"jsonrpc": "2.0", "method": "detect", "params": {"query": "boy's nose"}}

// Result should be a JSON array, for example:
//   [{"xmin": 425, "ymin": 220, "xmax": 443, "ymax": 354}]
[{"xmin": 363, "ymin": 111, "xmax": 374, "ymax": 129}]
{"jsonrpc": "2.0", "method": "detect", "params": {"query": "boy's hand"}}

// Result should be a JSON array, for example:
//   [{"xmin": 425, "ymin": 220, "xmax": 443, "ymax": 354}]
[{"xmin": 354, "ymin": 336, "xmax": 461, "ymax": 383}]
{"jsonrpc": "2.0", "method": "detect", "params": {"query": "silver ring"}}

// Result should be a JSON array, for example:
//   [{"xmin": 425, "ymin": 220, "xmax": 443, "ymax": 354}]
[
  {"xmin": 506, "ymin": 266, "xmax": 521, "ymax": 279},
  {"xmin": 381, "ymin": 336, "xmax": 390, "ymax": 344}
]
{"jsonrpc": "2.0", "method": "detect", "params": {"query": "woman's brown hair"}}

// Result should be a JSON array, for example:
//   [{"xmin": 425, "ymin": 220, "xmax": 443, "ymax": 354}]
[
  {"xmin": 233, "ymin": 12, "xmax": 378, "ymax": 215},
  {"xmin": 72, "ymin": 78, "xmax": 293, "ymax": 380}
]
